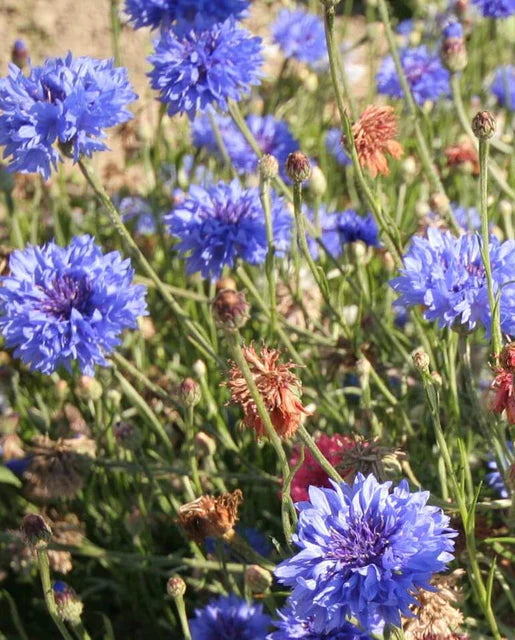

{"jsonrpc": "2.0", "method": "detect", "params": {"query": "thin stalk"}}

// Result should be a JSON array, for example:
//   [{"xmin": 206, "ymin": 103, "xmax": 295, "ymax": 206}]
[
  {"xmin": 109, "ymin": 0, "xmax": 122, "ymax": 66},
  {"xmin": 208, "ymin": 110, "xmax": 236, "ymax": 177},
  {"xmin": 297, "ymin": 424, "xmax": 343, "ymax": 484},
  {"xmin": 78, "ymin": 160, "xmax": 221, "ymax": 366},
  {"xmin": 70, "ymin": 621, "xmax": 92, "ymax": 640},
  {"xmin": 260, "ymin": 172, "xmax": 278, "ymax": 333},
  {"xmin": 36, "ymin": 548, "xmax": 75, "ymax": 640},
  {"xmin": 185, "ymin": 405, "xmax": 202, "ymax": 495},
  {"xmin": 171, "ymin": 591, "xmax": 192, "ymax": 640}
]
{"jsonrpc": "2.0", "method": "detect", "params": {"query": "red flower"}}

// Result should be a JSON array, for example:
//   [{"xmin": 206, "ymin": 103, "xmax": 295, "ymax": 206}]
[
  {"xmin": 491, "ymin": 370, "xmax": 515, "ymax": 424},
  {"xmin": 444, "ymin": 140, "xmax": 479, "ymax": 175}
]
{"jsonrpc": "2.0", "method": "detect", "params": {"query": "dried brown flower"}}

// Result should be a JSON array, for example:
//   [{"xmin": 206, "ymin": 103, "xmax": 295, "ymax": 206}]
[
  {"xmin": 177, "ymin": 489, "xmax": 243, "ymax": 544},
  {"xmin": 276, "ymin": 279, "xmax": 321, "ymax": 329},
  {"xmin": 445, "ymin": 140, "xmax": 479, "ymax": 175},
  {"xmin": 403, "ymin": 570, "xmax": 465, "ymax": 640},
  {"xmin": 227, "ymin": 344, "xmax": 311, "ymax": 439},
  {"xmin": 47, "ymin": 511, "xmax": 85, "ymax": 575},
  {"xmin": 336, "ymin": 435, "xmax": 405, "ymax": 483},
  {"xmin": 352, "ymin": 105, "xmax": 403, "ymax": 178},
  {"xmin": 24, "ymin": 435, "xmax": 96, "ymax": 501}
]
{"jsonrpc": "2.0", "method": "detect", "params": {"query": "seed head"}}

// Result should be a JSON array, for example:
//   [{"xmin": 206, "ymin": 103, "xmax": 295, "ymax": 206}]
[
  {"xmin": 21, "ymin": 513, "xmax": 52, "ymax": 549},
  {"xmin": 212, "ymin": 289, "xmax": 250, "ymax": 330}
]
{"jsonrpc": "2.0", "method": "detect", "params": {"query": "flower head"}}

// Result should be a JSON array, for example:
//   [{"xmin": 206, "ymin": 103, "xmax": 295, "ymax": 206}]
[
  {"xmin": 390, "ymin": 227, "xmax": 515, "ymax": 335},
  {"xmin": 178, "ymin": 489, "xmax": 243, "ymax": 543},
  {"xmin": 165, "ymin": 179, "xmax": 291, "ymax": 280},
  {"xmin": 189, "ymin": 594, "xmax": 271, "ymax": 640},
  {"xmin": 269, "ymin": 603, "xmax": 373, "ymax": 640},
  {"xmin": 124, "ymin": 0, "xmax": 249, "ymax": 30},
  {"xmin": 227, "ymin": 344, "xmax": 311, "ymax": 439},
  {"xmin": 326, "ymin": 128, "xmax": 350, "ymax": 166},
  {"xmin": 491, "ymin": 369, "xmax": 515, "ymax": 424},
  {"xmin": 444, "ymin": 141, "xmax": 479, "ymax": 175},
  {"xmin": 377, "ymin": 46, "xmax": 450, "ymax": 105},
  {"xmin": 0, "ymin": 236, "xmax": 147, "ymax": 375},
  {"xmin": 118, "ymin": 196, "xmax": 157, "ymax": 235},
  {"xmin": 274, "ymin": 474, "xmax": 456, "ymax": 634},
  {"xmin": 490, "ymin": 65, "xmax": 514, "ymax": 109},
  {"xmin": 352, "ymin": 105, "xmax": 403, "ymax": 178},
  {"xmin": 148, "ymin": 17, "xmax": 262, "ymax": 120},
  {"xmin": 0, "ymin": 53, "xmax": 136, "ymax": 179},
  {"xmin": 272, "ymin": 9, "xmax": 326, "ymax": 68},
  {"xmin": 472, "ymin": 0, "xmax": 515, "ymax": 18}
]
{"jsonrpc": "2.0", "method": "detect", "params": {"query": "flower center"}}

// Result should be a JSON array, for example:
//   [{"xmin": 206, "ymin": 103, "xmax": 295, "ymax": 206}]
[
  {"xmin": 328, "ymin": 516, "xmax": 388, "ymax": 567},
  {"xmin": 39, "ymin": 275, "xmax": 92, "ymax": 320}
]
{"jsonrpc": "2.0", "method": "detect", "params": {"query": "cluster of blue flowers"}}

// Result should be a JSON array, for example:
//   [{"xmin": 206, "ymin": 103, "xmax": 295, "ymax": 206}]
[
  {"xmin": 274, "ymin": 474, "xmax": 456, "ymax": 635},
  {"xmin": 308, "ymin": 208, "xmax": 380, "ymax": 260},
  {"xmin": 377, "ymin": 46, "xmax": 450, "ymax": 105},
  {"xmin": 165, "ymin": 179, "xmax": 291, "ymax": 279},
  {"xmin": 271, "ymin": 9, "xmax": 327, "ymax": 68},
  {"xmin": 391, "ymin": 227, "xmax": 515, "ymax": 336},
  {"xmin": 491, "ymin": 65, "xmax": 514, "ymax": 109},
  {"xmin": 124, "ymin": 0, "xmax": 249, "ymax": 30},
  {"xmin": 472, "ymin": 0, "xmax": 515, "ymax": 18},
  {"xmin": 192, "ymin": 111, "xmax": 298, "ymax": 179},
  {"xmin": 0, "ymin": 53, "xmax": 136, "ymax": 179},
  {"xmin": 0, "ymin": 236, "xmax": 147, "ymax": 375}
]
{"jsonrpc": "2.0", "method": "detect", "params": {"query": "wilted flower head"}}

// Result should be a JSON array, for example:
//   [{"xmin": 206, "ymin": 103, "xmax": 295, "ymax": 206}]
[
  {"xmin": 274, "ymin": 474, "xmax": 456, "ymax": 634},
  {"xmin": 326, "ymin": 128, "xmax": 351, "ymax": 166},
  {"xmin": 490, "ymin": 65, "xmax": 514, "ymax": 109},
  {"xmin": 189, "ymin": 594, "xmax": 271, "ymax": 640},
  {"xmin": 227, "ymin": 344, "xmax": 311, "ymax": 439},
  {"xmin": 271, "ymin": 9, "xmax": 327, "ymax": 68},
  {"xmin": 351, "ymin": 105, "xmax": 403, "ymax": 177},
  {"xmin": 0, "ymin": 236, "xmax": 148, "ymax": 375},
  {"xmin": 377, "ymin": 46, "xmax": 450, "ymax": 105},
  {"xmin": 21, "ymin": 513, "xmax": 52, "ymax": 548},
  {"xmin": 165, "ymin": 180, "xmax": 291, "ymax": 280},
  {"xmin": 148, "ymin": 17, "xmax": 262, "ymax": 120},
  {"xmin": 471, "ymin": 0, "xmax": 515, "ymax": 18},
  {"xmin": 269, "ymin": 604, "xmax": 373, "ymax": 640},
  {"xmin": 390, "ymin": 227, "xmax": 515, "ymax": 335},
  {"xmin": 177, "ymin": 489, "xmax": 242, "ymax": 543},
  {"xmin": 491, "ymin": 368, "xmax": 515, "ymax": 424},
  {"xmin": 0, "ymin": 53, "xmax": 136, "ymax": 179},
  {"xmin": 124, "ymin": 0, "xmax": 249, "ymax": 30},
  {"xmin": 403, "ymin": 570, "xmax": 465, "ymax": 640},
  {"xmin": 445, "ymin": 140, "xmax": 479, "ymax": 175},
  {"xmin": 24, "ymin": 434, "xmax": 96, "ymax": 501}
]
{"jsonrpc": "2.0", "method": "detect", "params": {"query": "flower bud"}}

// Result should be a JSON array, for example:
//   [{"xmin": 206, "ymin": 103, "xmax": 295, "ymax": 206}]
[
  {"xmin": 11, "ymin": 40, "xmax": 29, "ymax": 69},
  {"xmin": 75, "ymin": 376, "xmax": 103, "ymax": 402},
  {"xmin": 195, "ymin": 431, "xmax": 217, "ymax": 457},
  {"xmin": 259, "ymin": 154, "xmax": 279, "ymax": 180},
  {"xmin": 244, "ymin": 564, "xmax": 273, "ymax": 593},
  {"xmin": 139, "ymin": 316, "xmax": 156, "ymax": 340},
  {"xmin": 412, "ymin": 349, "xmax": 430, "ymax": 374},
  {"xmin": 177, "ymin": 377, "xmax": 201, "ymax": 407},
  {"xmin": 308, "ymin": 166, "xmax": 327, "ymax": 197},
  {"xmin": 53, "ymin": 582, "xmax": 84, "ymax": 623},
  {"xmin": 472, "ymin": 111, "xmax": 495, "ymax": 140},
  {"xmin": 440, "ymin": 24, "xmax": 467, "ymax": 73},
  {"xmin": 212, "ymin": 289, "xmax": 250, "ymax": 330},
  {"xmin": 285, "ymin": 151, "xmax": 311, "ymax": 183},
  {"xmin": 431, "ymin": 371, "xmax": 443, "ymax": 387},
  {"xmin": 401, "ymin": 156, "xmax": 417, "ymax": 183},
  {"xmin": 193, "ymin": 359, "xmax": 207, "ymax": 378},
  {"xmin": 499, "ymin": 199, "xmax": 512, "ymax": 219},
  {"xmin": 113, "ymin": 421, "xmax": 142, "ymax": 450},
  {"xmin": 429, "ymin": 192, "xmax": 450, "ymax": 215},
  {"xmin": 167, "ymin": 575, "xmax": 187, "ymax": 598},
  {"xmin": 22, "ymin": 513, "xmax": 52, "ymax": 549},
  {"xmin": 215, "ymin": 276, "xmax": 237, "ymax": 292}
]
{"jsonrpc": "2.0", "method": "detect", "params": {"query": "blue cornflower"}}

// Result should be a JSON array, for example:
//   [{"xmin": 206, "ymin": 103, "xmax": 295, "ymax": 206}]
[
  {"xmin": 118, "ymin": 196, "xmax": 157, "ymax": 235},
  {"xmin": 124, "ymin": 0, "xmax": 249, "ymax": 30},
  {"xmin": 192, "ymin": 111, "xmax": 298, "ymax": 178},
  {"xmin": 490, "ymin": 65, "xmax": 514, "ymax": 110},
  {"xmin": 0, "ymin": 53, "xmax": 136, "ymax": 180},
  {"xmin": 189, "ymin": 594, "xmax": 271, "ymax": 640},
  {"xmin": 325, "ymin": 128, "xmax": 350, "ymax": 166},
  {"xmin": 452, "ymin": 204, "xmax": 481, "ymax": 231},
  {"xmin": 274, "ymin": 474, "xmax": 456, "ymax": 634},
  {"xmin": 486, "ymin": 442, "xmax": 513, "ymax": 498},
  {"xmin": 272, "ymin": 9, "xmax": 327, "ymax": 68},
  {"xmin": 377, "ymin": 46, "xmax": 450, "ymax": 105},
  {"xmin": 443, "ymin": 21, "xmax": 464, "ymax": 38},
  {"xmin": 395, "ymin": 19, "xmax": 414, "ymax": 36},
  {"xmin": 0, "ymin": 236, "xmax": 147, "ymax": 375},
  {"xmin": 165, "ymin": 179, "xmax": 291, "ymax": 279},
  {"xmin": 308, "ymin": 208, "xmax": 380, "ymax": 260},
  {"xmin": 390, "ymin": 227, "xmax": 515, "ymax": 335},
  {"xmin": 269, "ymin": 604, "xmax": 373, "ymax": 640},
  {"xmin": 472, "ymin": 0, "xmax": 515, "ymax": 18},
  {"xmin": 148, "ymin": 17, "xmax": 262, "ymax": 120}
]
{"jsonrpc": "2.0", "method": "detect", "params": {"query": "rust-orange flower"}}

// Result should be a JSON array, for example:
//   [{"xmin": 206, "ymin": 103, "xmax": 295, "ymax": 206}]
[
  {"xmin": 177, "ymin": 489, "xmax": 243, "ymax": 543},
  {"xmin": 227, "ymin": 344, "xmax": 311, "ymax": 439},
  {"xmin": 352, "ymin": 105, "xmax": 403, "ymax": 178},
  {"xmin": 444, "ymin": 140, "xmax": 479, "ymax": 175}
]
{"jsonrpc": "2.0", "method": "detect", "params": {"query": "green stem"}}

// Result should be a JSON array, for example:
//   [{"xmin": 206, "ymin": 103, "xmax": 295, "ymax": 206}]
[
  {"xmin": 172, "ymin": 592, "xmax": 192, "ymax": 640},
  {"xmin": 185, "ymin": 405, "xmax": 202, "ymax": 495},
  {"xmin": 109, "ymin": 0, "xmax": 122, "ymax": 66},
  {"xmin": 208, "ymin": 110, "xmax": 236, "ymax": 177},
  {"xmin": 70, "ymin": 621, "xmax": 92, "ymax": 640},
  {"xmin": 36, "ymin": 548, "xmax": 76, "ymax": 640},
  {"xmin": 297, "ymin": 424, "xmax": 343, "ymax": 484},
  {"xmin": 260, "ymin": 173, "xmax": 277, "ymax": 334}
]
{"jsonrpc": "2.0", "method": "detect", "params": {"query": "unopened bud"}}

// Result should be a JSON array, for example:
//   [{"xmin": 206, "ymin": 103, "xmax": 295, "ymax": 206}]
[
  {"xmin": 177, "ymin": 377, "xmax": 201, "ymax": 407},
  {"xmin": 193, "ymin": 359, "xmax": 207, "ymax": 378},
  {"xmin": 113, "ymin": 421, "xmax": 142, "ymax": 450},
  {"xmin": 429, "ymin": 192, "xmax": 450, "ymax": 215},
  {"xmin": 167, "ymin": 575, "xmax": 186, "ymax": 598},
  {"xmin": 195, "ymin": 431, "xmax": 217, "ymax": 457},
  {"xmin": 431, "ymin": 371, "xmax": 443, "ymax": 387},
  {"xmin": 499, "ymin": 343, "xmax": 515, "ymax": 373},
  {"xmin": 212, "ymin": 289, "xmax": 250, "ymax": 330},
  {"xmin": 285, "ymin": 151, "xmax": 311, "ymax": 183},
  {"xmin": 22, "ymin": 513, "xmax": 52, "ymax": 549},
  {"xmin": 412, "ymin": 349, "xmax": 430, "ymax": 374},
  {"xmin": 75, "ymin": 376, "xmax": 103, "ymax": 402},
  {"xmin": 215, "ymin": 276, "xmax": 237, "ymax": 292},
  {"xmin": 401, "ymin": 156, "xmax": 417, "ymax": 183},
  {"xmin": 472, "ymin": 111, "xmax": 495, "ymax": 140},
  {"xmin": 55, "ymin": 379, "xmax": 69, "ymax": 399},
  {"xmin": 259, "ymin": 154, "xmax": 279, "ymax": 180},
  {"xmin": 440, "ymin": 25, "xmax": 467, "ymax": 73},
  {"xmin": 139, "ymin": 316, "xmax": 156, "ymax": 340},
  {"xmin": 11, "ymin": 40, "xmax": 29, "ymax": 69},
  {"xmin": 245, "ymin": 564, "xmax": 273, "ymax": 593},
  {"xmin": 53, "ymin": 582, "xmax": 83, "ymax": 623},
  {"xmin": 308, "ymin": 166, "xmax": 327, "ymax": 197}
]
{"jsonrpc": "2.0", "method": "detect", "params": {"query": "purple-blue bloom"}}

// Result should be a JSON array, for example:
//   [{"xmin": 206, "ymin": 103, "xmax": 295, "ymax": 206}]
[
  {"xmin": 268, "ymin": 604, "xmax": 372, "ymax": 640},
  {"xmin": 124, "ymin": 0, "xmax": 249, "ymax": 30},
  {"xmin": 165, "ymin": 179, "xmax": 291, "ymax": 279},
  {"xmin": 0, "ymin": 236, "xmax": 147, "ymax": 375},
  {"xmin": 148, "ymin": 17, "xmax": 262, "ymax": 121},
  {"xmin": 486, "ymin": 442, "xmax": 513, "ymax": 498},
  {"xmin": 192, "ymin": 111, "xmax": 298, "ymax": 179},
  {"xmin": 443, "ymin": 21, "xmax": 464, "ymax": 38},
  {"xmin": 272, "ymin": 9, "xmax": 327, "ymax": 68},
  {"xmin": 189, "ymin": 594, "xmax": 271, "ymax": 640},
  {"xmin": 274, "ymin": 474, "xmax": 456, "ymax": 634},
  {"xmin": 390, "ymin": 227, "xmax": 515, "ymax": 336},
  {"xmin": 0, "ymin": 53, "xmax": 136, "ymax": 180},
  {"xmin": 377, "ymin": 46, "xmax": 450, "ymax": 105},
  {"xmin": 118, "ymin": 196, "xmax": 157, "ymax": 235},
  {"xmin": 326, "ymin": 128, "xmax": 350, "ymax": 166},
  {"xmin": 490, "ymin": 65, "xmax": 514, "ymax": 110},
  {"xmin": 472, "ymin": 0, "xmax": 515, "ymax": 18},
  {"xmin": 452, "ymin": 204, "xmax": 481, "ymax": 231}
]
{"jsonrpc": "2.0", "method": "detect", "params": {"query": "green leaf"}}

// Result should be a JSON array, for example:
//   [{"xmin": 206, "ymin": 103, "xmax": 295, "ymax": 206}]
[{"xmin": 0, "ymin": 465, "xmax": 22, "ymax": 487}]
